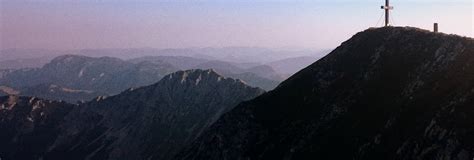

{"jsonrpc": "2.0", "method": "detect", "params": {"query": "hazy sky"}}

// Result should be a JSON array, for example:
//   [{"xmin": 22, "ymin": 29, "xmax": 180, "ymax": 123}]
[{"xmin": 1, "ymin": 0, "xmax": 472, "ymax": 50}]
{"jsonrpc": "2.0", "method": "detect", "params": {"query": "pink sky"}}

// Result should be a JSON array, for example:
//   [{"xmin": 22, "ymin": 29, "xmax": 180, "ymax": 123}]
[{"xmin": 1, "ymin": 0, "xmax": 472, "ymax": 50}]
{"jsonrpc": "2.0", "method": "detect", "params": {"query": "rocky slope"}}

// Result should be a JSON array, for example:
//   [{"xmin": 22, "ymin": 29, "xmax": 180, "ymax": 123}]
[
  {"xmin": 176, "ymin": 27, "xmax": 474, "ymax": 160},
  {"xmin": 0, "ymin": 96, "xmax": 76, "ymax": 160},
  {"xmin": 0, "ymin": 69, "xmax": 264, "ymax": 160}
]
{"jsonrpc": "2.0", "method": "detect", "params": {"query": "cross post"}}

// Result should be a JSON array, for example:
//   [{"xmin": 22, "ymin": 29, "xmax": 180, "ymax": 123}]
[{"xmin": 381, "ymin": 0, "xmax": 394, "ymax": 27}]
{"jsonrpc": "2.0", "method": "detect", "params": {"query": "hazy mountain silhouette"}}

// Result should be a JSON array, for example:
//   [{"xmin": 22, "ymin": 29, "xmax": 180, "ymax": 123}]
[
  {"xmin": 130, "ymin": 57, "xmax": 283, "ymax": 90},
  {"xmin": 0, "ymin": 55, "xmax": 178, "ymax": 102},
  {"xmin": 19, "ymin": 84, "xmax": 105, "ymax": 103},
  {"xmin": 129, "ymin": 56, "xmax": 209, "ymax": 70},
  {"xmin": 0, "ymin": 69, "xmax": 14, "ymax": 79},
  {"xmin": 194, "ymin": 61, "xmax": 282, "ymax": 90},
  {"xmin": 0, "ymin": 54, "xmax": 280, "ymax": 102},
  {"xmin": 1, "ymin": 47, "xmax": 323, "ymax": 69},
  {"xmin": 176, "ymin": 27, "xmax": 474, "ymax": 160},
  {"xmin": 266, "ymin": 56, "xmax": 322, "ymax": 76},
  {"xmin": 0, "ymin": 57, "xmax": 53, "ymax": 69}
]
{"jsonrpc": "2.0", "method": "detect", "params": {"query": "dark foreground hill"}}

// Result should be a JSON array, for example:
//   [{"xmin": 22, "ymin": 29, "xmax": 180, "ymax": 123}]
[
  {"xmin": 0, "ymin": 96, "xmax": 76, "ymax": 160},
  {"xmin": 0, "ymin": 69, "xmax": 264, "ymax": 160},
  {"xmin": 176, "ymin": 27, "xmax": 474, "ymax": 160}
]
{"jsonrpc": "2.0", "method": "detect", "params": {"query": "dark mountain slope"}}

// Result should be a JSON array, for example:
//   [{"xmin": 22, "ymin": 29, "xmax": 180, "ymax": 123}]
[
  {"xmin": 177, "ymin": 27, "xmax": 474, "ymax": 160},
  {"xmin": 43, "ymin": 69, "xmax": 264, "ymax": 160},
  {"xmin": 0, "ymin": 96, "xmax": 76, "ymax": 160}
]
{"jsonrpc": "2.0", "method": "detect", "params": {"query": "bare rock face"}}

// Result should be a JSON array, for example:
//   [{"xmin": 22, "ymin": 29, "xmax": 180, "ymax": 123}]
[
  {"xmin": 176, "ymin": 27, "xmax": 474, "ymax": 160},
  {"xmin": 0, "ymin": 96, "xmax": 76, "ymax": 160}
]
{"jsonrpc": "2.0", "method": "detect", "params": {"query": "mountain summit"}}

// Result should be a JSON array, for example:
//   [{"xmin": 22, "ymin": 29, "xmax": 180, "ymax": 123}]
[
  {"xmin": 46, "ymin": 69, "xmax": 264, "ymax": 160},
  {"xmin": 177, "ymin": 27, "xmax": 474, "ymax": 160}
]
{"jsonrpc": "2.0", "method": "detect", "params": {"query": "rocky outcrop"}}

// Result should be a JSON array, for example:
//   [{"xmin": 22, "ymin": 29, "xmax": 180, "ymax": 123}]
[
  {"xmin": 176, "ymin": 27, "xmax": 474, "ymax": 160},
  {"xmin": 0, "ymin": 96, "xmax": 76, "ymax": 160}
]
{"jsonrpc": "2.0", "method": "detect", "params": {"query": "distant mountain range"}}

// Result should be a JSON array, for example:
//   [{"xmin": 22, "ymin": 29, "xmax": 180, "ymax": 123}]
[
  {"xmin": 0, "ymin": 54, "xmax": 285, "ymax": 102},
  {"xmin": 0, "ymin": 47, "xmax": 327, "ymax": 69},
  {"xmin": 176, "ymin": 27, "xmax": 474, "ymax": 160},
  {"xmin": 0, "ymin": 69, "xmax": 14, "ymax": 79},
  {"xmin": 0, "ymin": 47, "xmax": 326, "ymax": 103},
  {"xmin": 130, "ymin": 56, "xmax": 284, "ymax": 89},
  {"xmin": 0, "ymin": 57, "xmax": 53, "ymax": 69},
  {"xmin": 0, "ymin": 69, "xmax": 264, "ymax": 160},
  {"xmin": 266, "ymin": 56, "xmax": 321, "ymax": 75},
  {"xmin": 19, "ymin": 84, "xmax": 105, "ymax": 103},
  {"xmin": 0, "ymin": 55, "xmax": 177, "ymax": 102}
]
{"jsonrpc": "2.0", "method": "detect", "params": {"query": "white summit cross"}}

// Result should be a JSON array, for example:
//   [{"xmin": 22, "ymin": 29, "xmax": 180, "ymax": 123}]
[{"xmin": 381, "ymin": 0, "xmax": 394, "ymax": 27}]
